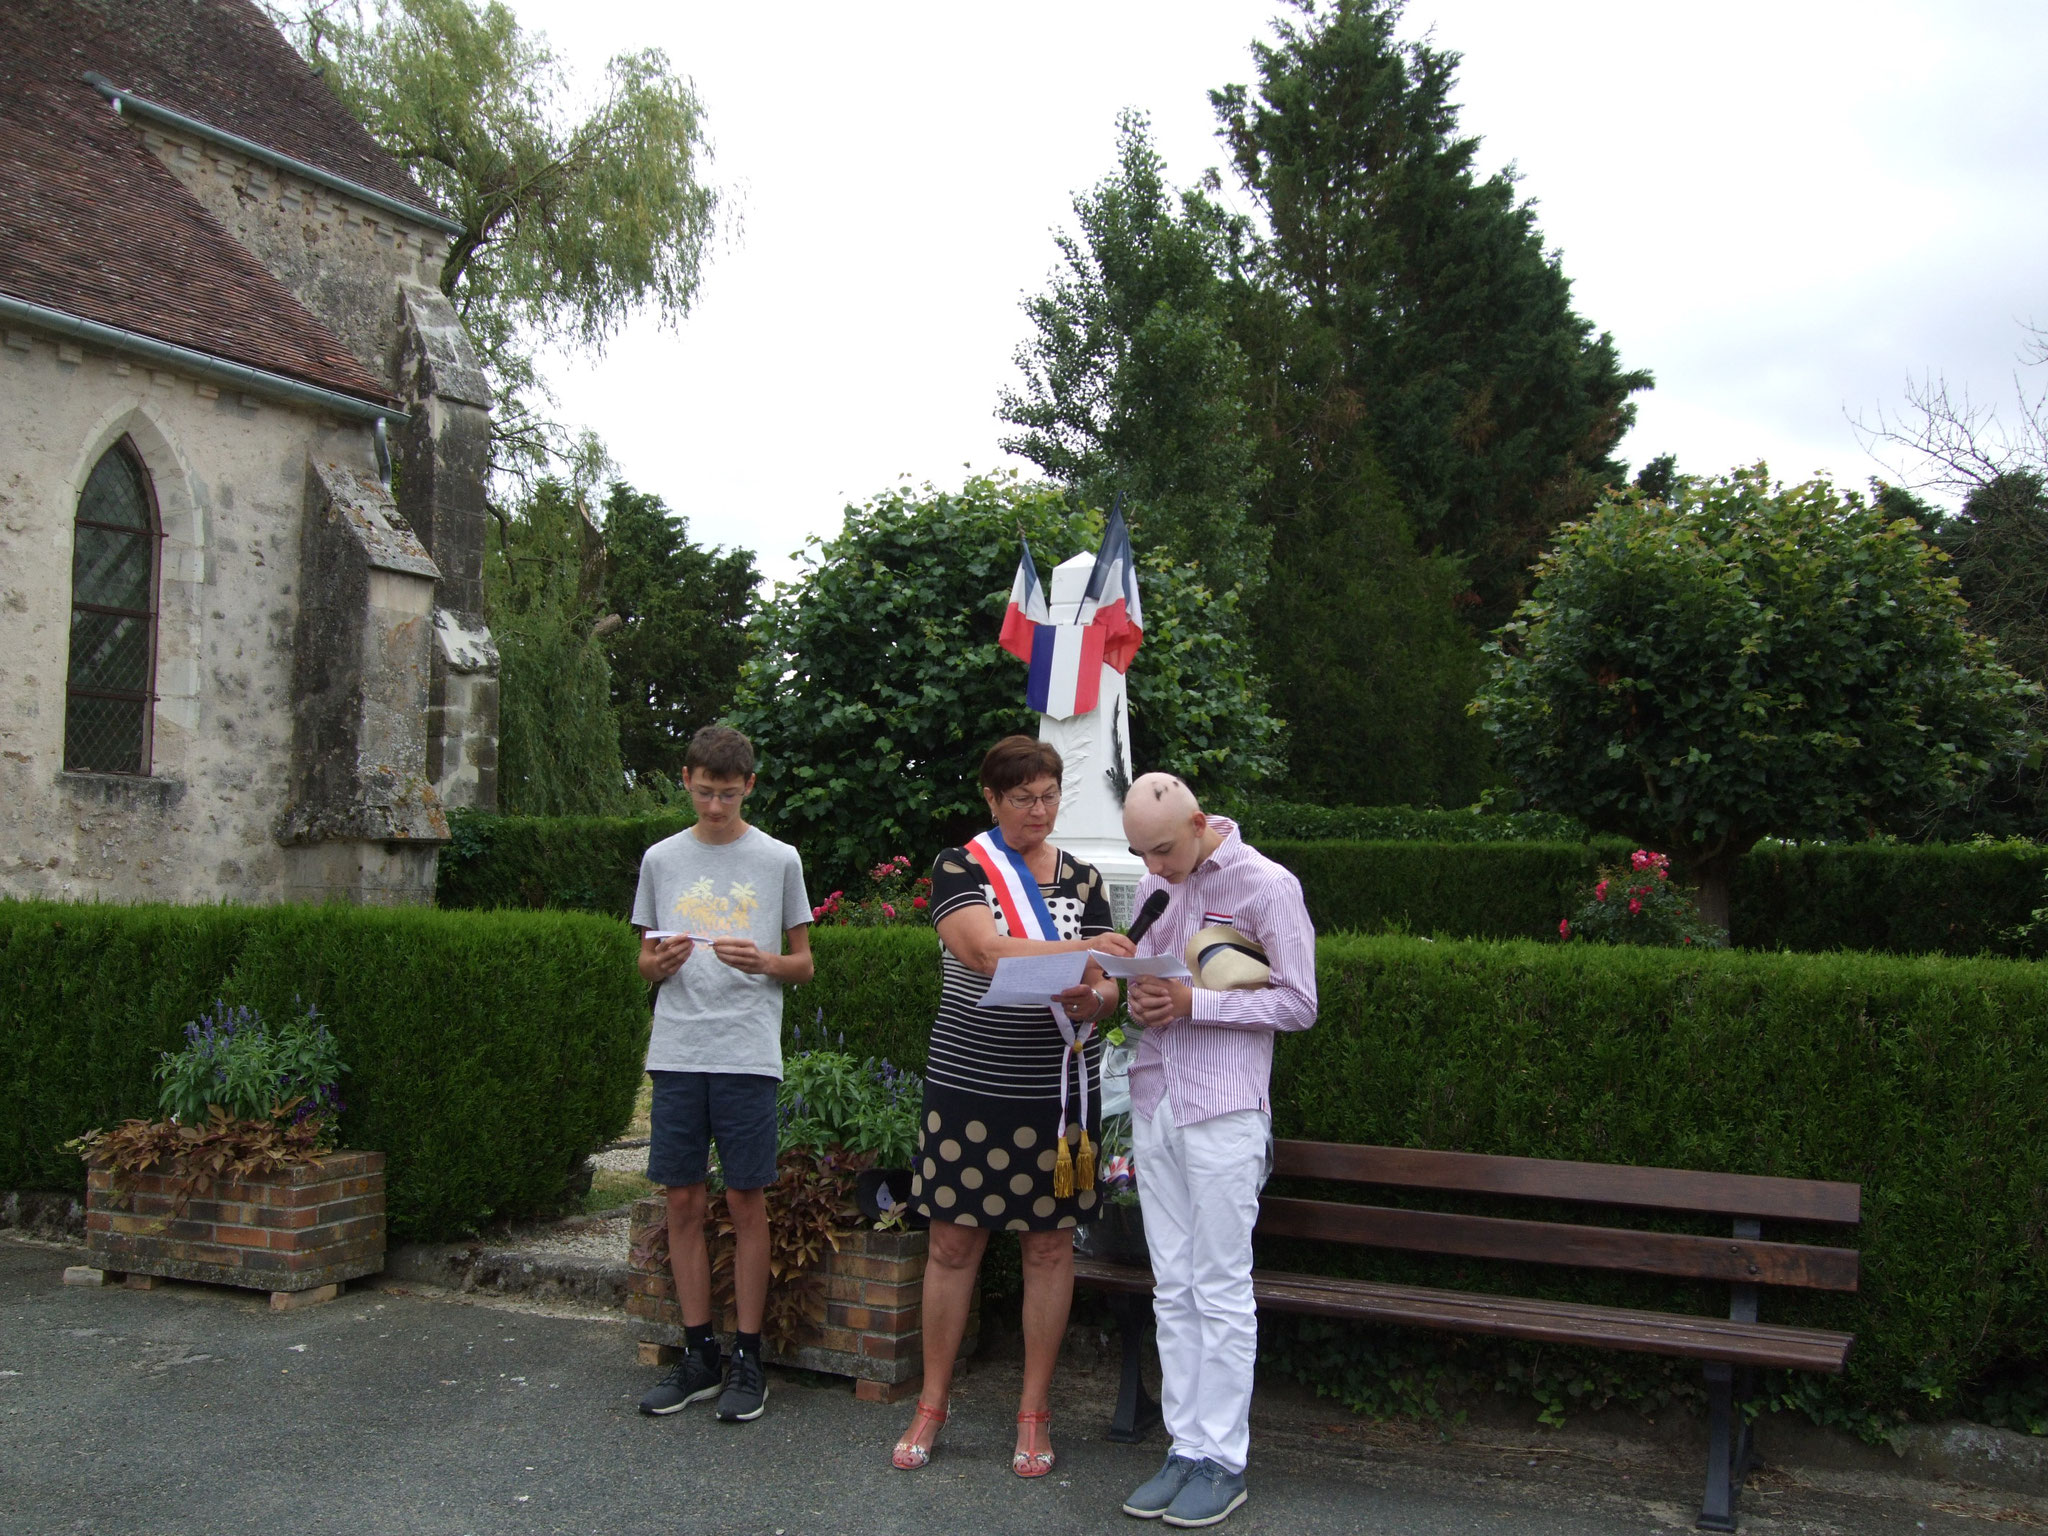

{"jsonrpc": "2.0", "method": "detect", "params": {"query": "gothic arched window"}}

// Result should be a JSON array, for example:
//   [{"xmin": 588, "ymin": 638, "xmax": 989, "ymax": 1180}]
[{"xmin": 64, "ymin": 439, "xmax": 161, "ymax": 775}]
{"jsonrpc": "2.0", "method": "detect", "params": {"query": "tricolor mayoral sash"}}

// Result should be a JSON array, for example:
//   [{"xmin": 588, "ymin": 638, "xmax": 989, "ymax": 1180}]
[{"xmin": 963, "ymin": 827, "xmax": 1096, "ymax": 1196}]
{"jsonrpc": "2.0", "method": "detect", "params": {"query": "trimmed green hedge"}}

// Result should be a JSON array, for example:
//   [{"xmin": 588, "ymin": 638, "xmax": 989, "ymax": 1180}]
[
  {"xmin": 1, "ymin": 901, "xmax": 647, "ymax": 1241},
  {"xmin": 1233, "ymin": 801, "xmax": 1586, "ymax": 843},
  {"xmin": 792, "ymin": 926, "xmax": 2048, "ymax": 1426},
  {"xmin": 443, "ymin": 811, "xmax": 2048, "ymax": 958}
]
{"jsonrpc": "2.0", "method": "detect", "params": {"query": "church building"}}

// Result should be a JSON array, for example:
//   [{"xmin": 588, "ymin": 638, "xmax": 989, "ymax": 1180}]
[{"xmin": 0, "ymin": 0, "xmax": 499, "ymax": 905}]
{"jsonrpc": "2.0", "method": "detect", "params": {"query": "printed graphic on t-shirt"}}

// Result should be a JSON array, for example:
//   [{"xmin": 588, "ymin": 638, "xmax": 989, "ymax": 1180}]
[{"xmin": 671, "ymin": 878, "xmax": 759, "ymax": 937}]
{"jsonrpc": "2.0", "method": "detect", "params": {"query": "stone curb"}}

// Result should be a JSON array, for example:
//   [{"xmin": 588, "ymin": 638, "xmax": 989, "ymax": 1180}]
[{"xmin": 380, "ymin": 1238, "xmax": 632, "ymax": 1312}]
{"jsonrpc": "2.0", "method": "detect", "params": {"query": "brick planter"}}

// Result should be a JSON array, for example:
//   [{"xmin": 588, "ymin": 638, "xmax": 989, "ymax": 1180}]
[
  {"xmin": 83, "ymin": 1150, "xmax": 386, "ymax": 1307},
  {"xmin": 626, "ymin": 1195, "xmax": 974, "ymax": 1402}
]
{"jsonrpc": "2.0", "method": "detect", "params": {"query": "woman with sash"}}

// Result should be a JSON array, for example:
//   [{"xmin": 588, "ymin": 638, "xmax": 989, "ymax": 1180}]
[{"xmin": 891, "ymin": 735, "xmax": 1135, "ymax": 1474}]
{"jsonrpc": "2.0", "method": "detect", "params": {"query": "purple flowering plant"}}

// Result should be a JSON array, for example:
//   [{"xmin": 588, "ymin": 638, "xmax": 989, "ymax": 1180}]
[{"xmin": 154, "ymin": 998, "xmax": 348, "ymax": 1144}]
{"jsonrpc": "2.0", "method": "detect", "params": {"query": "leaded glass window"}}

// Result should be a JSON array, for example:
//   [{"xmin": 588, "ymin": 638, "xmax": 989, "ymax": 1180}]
[{"xmin": 64, "ymin": 440, "xmax": 160, "ymax": 774}]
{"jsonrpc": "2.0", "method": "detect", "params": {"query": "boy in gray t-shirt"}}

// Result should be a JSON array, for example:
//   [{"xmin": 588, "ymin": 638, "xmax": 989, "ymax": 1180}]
[{"xmin": 630, "ymin": 726, "xmax": 812, "ymax": 1424}]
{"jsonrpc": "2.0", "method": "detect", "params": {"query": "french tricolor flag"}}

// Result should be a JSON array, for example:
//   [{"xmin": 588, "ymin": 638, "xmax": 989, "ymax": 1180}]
[
  {"xmin": 1079, "ymin": 504, "xmax": 1144, "ymax": 674},
  {"xmin": 999, "ymin": 539, "xmax": 1051, "ymax": 664},
  {"xmin": 997, "ymin": 509, "xmax": 1145, "ymax": 720}
]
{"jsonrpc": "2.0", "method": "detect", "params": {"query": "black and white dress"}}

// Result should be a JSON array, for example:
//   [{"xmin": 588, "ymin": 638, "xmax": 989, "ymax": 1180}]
[{"xmin": 912, "ymin": 844, "xmax": 1114, "ymax": 1230}]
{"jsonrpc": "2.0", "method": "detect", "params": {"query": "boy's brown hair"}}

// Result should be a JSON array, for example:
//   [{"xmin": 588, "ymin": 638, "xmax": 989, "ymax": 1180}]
[{"xmin": 684, "ymin": 725, "xmax": 756, "ymax": 779}]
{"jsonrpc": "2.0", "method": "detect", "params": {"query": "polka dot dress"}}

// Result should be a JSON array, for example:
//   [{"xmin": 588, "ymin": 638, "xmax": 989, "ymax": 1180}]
[{"xmin": 910, "ymin": 844, "xmax": 1112, "ymax": 1231}]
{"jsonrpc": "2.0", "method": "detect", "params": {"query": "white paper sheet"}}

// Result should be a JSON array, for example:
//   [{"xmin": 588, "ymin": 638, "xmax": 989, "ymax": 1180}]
[
  {"xmin": 644, "ymin": 931, "xmax": 723, "ymax": 944},
  {"xmin": 1089, "ymin": 951, "xmax": 1192, "ymax": 981},
  {"xmin": 980, "ymin": 952, "xmax": 1091, "ymax": 1009}
]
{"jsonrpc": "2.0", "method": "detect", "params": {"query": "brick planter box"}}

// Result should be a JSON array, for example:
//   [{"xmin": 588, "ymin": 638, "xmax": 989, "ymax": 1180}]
[
  {"xmin": 83, "ymin": 1150, "xmax": 386, "ymax": 1305},
  {"xmin": 626, "ymin": 1194, "xmax": 974, "ymax": 1402}
]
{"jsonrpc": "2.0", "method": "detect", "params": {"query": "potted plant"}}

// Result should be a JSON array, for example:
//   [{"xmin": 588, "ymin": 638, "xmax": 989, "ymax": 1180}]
[
  {"xmin": 70, "ymin": 1000, "xmax": 384, "ymax": 1309},
  {"xmin": 1075, "ymin": 1106, "xmax": 1148, "ymax": 1265}
]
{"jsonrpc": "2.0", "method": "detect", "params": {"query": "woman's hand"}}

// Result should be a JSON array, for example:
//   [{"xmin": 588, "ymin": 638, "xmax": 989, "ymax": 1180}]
[{"xmin": 1092, "ymin": 932, "xmax": 1137, "ymax": 959}]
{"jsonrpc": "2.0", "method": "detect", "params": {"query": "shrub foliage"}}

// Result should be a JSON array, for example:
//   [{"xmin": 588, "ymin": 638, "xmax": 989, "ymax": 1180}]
[
  {"xmin": 791, "ymin": 927, "xmax": 2048, "ymax": 1429},
  {"xmin": 2, "ymin": 902, "xmax": 646, "ymax": 1241}
]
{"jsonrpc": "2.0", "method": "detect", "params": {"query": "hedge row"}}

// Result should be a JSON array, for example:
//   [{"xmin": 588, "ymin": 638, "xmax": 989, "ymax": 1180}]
[
  {"xmin": 1232, "ymin": 800, "xmax": 1586, "ymax": 844},
  {"xmin": 789, "ymin": 926, "xmax": 2048, "ymax": 1426},
  {"xmin": 442, "ymin": 811, "xmax": 2048, "ymax": 958},
  {"xmin": 0, "ymin": 902, "xmax": 647, "ymax": 1241}
]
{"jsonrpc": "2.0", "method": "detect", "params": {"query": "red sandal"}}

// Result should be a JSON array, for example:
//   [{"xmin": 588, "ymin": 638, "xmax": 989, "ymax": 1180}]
[
  {"xmin": 1013, "ymin": 1409, "xmax": 1054, "ymax": 1477},
  {"xmin": 891, "ymin": 1400, "xmax": 947, "ymax": 1470}
]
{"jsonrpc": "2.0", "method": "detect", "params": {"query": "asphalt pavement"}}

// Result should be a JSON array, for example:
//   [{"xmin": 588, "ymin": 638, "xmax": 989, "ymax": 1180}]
[{"xmin": 0, "ymin": 1234, "xmax": 2019, "ymax": 1535}]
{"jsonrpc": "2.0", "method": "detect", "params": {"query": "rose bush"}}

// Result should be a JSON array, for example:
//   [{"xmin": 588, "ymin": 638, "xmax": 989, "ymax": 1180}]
[
  {"xmin": 810, "ymin": 853, "xmax": 929, "ymax": 927},
  {"xmin": 1560, "ymin": 849, "xmax": 1725, "ymax": 948}
]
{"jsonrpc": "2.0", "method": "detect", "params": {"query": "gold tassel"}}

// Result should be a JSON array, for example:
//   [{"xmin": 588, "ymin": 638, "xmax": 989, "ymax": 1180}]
[
  {"xmin": 1075, "ymin": 1128, "xmax": 1095, "ymax": 1191},
  {"xmin": 1053, "ymin": 1132, "xmax": 1074, "ymax": 1198}
]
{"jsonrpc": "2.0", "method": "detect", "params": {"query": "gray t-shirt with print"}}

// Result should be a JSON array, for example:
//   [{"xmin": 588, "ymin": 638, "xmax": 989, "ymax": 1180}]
[{"xmin": 630, "ymin": 826, "xmax": 810, "ymax": 1079}]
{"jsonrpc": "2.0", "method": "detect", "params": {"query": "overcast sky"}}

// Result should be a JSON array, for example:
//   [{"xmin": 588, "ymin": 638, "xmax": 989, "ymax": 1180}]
[{"xmin": 503, "ymin": 1, "xmax": 2048, "ymax": 587}]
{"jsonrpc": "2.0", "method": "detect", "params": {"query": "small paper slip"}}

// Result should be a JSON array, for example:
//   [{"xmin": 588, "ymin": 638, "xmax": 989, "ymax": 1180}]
[
  {"xmin": 1089, "ymin": 951, "xmax": 1192, "ymax": 981},
  {"xmin": 980, "ymin": 952, "xmax": 1090, "ymax": 1009},
  {"xmin": 645, "ymin": 931, "xmax": 722, "ymax": 944}
]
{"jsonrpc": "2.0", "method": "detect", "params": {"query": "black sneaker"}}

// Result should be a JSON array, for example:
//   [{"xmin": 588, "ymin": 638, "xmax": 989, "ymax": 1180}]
[
  {"xmin": 715, "ymin": 1346, "xmax": 767, "ymax": 1422},
  {"xmin": 638, "ymin": 1351, "xmax": 721, "ymax": 1415}
]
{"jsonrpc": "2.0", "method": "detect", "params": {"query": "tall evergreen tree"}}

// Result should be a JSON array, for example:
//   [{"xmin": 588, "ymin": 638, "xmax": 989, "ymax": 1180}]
[
  {"xmin": 483, "ymin": 480, "xmax": 626, "ymax": 815},
  {"xmin": 600, "ymin": 484, "xmax": 759, "ymax": 783},
  {"xmin": 1216, "ymin": 0, "xmax": 1651, "ymax": 628},
  {"xmin": 999, "ymin": 112, "xmax": 1268, "ymax": 590}
]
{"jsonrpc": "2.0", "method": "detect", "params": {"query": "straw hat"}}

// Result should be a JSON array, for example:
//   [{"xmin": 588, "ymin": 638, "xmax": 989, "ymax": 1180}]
[{"xmin": 1183, "ymin": 926, "xmax": 1271, "ymax": 990}]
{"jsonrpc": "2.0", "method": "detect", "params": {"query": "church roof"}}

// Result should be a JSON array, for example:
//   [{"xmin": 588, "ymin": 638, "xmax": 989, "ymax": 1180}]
[{"xmin": 0, "ymin": 0, "xmax": 437, "ymax": 406}]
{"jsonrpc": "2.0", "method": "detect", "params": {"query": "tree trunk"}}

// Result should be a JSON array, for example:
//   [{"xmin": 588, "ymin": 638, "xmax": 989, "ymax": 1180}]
[{"xmin": 1692, "ymin": 853, "xmax": 1737, "ymax": 941}]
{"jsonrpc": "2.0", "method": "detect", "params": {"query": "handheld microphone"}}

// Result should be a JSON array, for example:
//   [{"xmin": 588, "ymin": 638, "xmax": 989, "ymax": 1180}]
[{"xmin": 1125, "ymin": 889, "xmax": 1170, "ymax": 945}]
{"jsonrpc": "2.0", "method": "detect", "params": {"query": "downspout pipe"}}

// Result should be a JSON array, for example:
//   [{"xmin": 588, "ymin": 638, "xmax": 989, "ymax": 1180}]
[
  {"xmin": 81, "ymin": 72, "xmax": 466, "ymax": 239},
  {"xmin": 0, "ymin": 291, "xmax": 410, "ymax": 428}
]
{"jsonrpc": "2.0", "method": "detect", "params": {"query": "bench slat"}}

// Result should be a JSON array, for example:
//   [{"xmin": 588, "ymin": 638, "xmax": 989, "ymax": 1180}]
[
  {"xmin": 1254, "ymin": 1195, "xmax": 1861, "ymax": 1292},
  {"xmin": 1072, "ymin": 1259, "xmax": 1853, "ymax": 1374},
  {"xmin": 1273, "ymin": 1141, "xmax": 1861, "ymax": 1225}
]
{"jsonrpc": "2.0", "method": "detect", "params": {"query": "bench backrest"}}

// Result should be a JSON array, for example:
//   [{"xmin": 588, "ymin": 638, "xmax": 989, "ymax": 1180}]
[{"xmin": 1257, "ymin": 1140, "xmax": 1861, "ymax": 1293}]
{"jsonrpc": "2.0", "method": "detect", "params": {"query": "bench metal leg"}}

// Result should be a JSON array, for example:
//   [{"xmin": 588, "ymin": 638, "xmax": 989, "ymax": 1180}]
[
  {"xmin": 1105, "ymin": 1290, "xmax": 1161, "ymax": 1444},
  {"xmin": 1698, "ymin": 1362, "xmax": 1738, "ymax": 1531}
]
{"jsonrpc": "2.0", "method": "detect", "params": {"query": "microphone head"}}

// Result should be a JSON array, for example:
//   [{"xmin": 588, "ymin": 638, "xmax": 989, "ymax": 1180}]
[{"xmin": 1126, "ymin": 888, "xmax": 1171, "ymax": 941}]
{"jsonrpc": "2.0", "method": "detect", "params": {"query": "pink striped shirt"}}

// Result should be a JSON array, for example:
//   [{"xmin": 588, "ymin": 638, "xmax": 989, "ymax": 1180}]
[{"xmin": 1127, "ymin": 817, "xmax": 1318, "ymax": 1126}]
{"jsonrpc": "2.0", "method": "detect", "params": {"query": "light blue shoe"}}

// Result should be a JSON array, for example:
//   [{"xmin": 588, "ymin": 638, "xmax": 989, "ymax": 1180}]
[
  {"xmin": 1123, "ymin": 1453, "xmax": 1202, "ymax": 1518},
  {"xmin": 1161, "ymin": 1459, "xmax": 1248, "ymax": 1528}
]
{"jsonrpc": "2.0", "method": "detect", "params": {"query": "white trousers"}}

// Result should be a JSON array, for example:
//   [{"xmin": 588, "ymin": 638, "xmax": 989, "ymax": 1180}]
[{"xmin": 1134, "ymin": 1095, "xmax": 1268, "ymax": 1475}]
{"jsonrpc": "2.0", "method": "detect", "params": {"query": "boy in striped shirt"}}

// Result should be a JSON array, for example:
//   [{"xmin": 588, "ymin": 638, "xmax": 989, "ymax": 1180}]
[{"xmin": 1118, "ymin": 773, "xmax": 1318, "ymax": 1528}]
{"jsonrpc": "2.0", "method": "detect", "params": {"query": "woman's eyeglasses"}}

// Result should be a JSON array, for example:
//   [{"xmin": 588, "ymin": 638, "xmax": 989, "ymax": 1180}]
[{"xmin": 1002, "ymin": 789, "xmax": 1063, "ymax": 811}]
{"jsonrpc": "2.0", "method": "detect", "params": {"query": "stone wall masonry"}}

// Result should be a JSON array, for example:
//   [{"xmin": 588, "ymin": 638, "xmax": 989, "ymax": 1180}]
[
  {"xmin": 0, "ymin": 330, "xmax": 386, "ymax": 904},
  {"xmin": 83, "ymin": 1150, "xmax": 387, "ymax": 1293},
  {"xmin": 136, "ymin": 123, "xmax": 451, "ymax": 385},
  {"xmin": 279, "ymin": 460, "xmax": 448, "ymax": 902}
]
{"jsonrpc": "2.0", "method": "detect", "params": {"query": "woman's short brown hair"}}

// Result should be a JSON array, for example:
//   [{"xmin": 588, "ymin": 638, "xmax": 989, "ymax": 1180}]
[{"xmin": 980, "ymin": 735, "xmax": 1063, "ymax": 799}]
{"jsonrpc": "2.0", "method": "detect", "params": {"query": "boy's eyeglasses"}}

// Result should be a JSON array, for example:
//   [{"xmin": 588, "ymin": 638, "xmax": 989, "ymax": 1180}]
[
  {"xmin": 1002, "ymin": 790, "xmax": 1062, "ymax": 810},
  {"xmin": 689, "ymin": 787, "xmax": 747, "ymax": 805}
]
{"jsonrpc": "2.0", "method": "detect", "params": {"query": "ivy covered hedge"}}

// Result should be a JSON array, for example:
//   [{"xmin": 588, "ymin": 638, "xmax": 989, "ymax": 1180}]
[
  {"xmin": 0, "ymin": 901, "xmax": 647, "ymax": 1241},
  {"xmin": 442, "ymin": 810, "xmax": 2048, "ymax": 958},
  {"xmin": 791, "ymin": 927, "xmax": 2048, "ymax": 1430}
]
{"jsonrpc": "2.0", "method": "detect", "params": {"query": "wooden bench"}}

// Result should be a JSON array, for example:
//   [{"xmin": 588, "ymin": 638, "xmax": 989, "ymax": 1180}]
[{"xmin": 1075, "ymin": 1138, "xmax": 1861, "ymax": 1532}]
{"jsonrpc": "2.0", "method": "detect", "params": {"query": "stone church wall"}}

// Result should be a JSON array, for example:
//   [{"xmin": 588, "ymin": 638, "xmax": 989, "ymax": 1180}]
[{"xmin": 0, "ymin": 328, "xmax": 384, "ymax": 904}]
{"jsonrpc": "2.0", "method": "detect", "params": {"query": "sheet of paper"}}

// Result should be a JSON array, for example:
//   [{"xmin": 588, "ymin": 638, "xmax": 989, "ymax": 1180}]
[
  {"xmin": 1089, "ymin": 951, "xmax": 1192, "ymax": 981},
  {"xmin": 980, "ymin": 952, "xmax": 1090, "ymax": 1009},
  {"xmin": 644, "ymin": 931, "xmax": 724, "ymax": 944}
]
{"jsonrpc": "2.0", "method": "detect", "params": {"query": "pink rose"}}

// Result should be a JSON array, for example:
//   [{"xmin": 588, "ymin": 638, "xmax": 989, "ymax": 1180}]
[
  {"xmin": 1594, "ymin": 879, "xmax": 1609, "ymax": 901},
  {"xmin": 1558, "ymin": 918, "xmax": 1572, "ymax": 937},
  {"xmin": 912, "ymin": 896, "xmax": 927, "ymax": 909},
  {"xmin": 882, "ymin": 903, "xmax": 896, "ymax": 918},
  {"xmin": 1628, "ymin": 898, "xmax": 1642, "ymax": 915}
]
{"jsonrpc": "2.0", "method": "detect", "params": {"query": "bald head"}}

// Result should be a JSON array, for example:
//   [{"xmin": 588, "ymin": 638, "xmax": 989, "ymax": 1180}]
[
  {"xmin": 1124, "ymin": 773, "xmax": 1222, "ymax": 884},
  {"xmin": 1124, "ymin": 773, "xmax": 1201, "ymax": 839}
]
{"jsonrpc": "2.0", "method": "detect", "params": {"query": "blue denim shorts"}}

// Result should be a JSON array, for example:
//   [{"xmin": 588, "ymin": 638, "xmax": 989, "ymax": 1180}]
[{"xmin": 647, "ymin": 1070, "xmax": 779, "ymax": 1192}]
